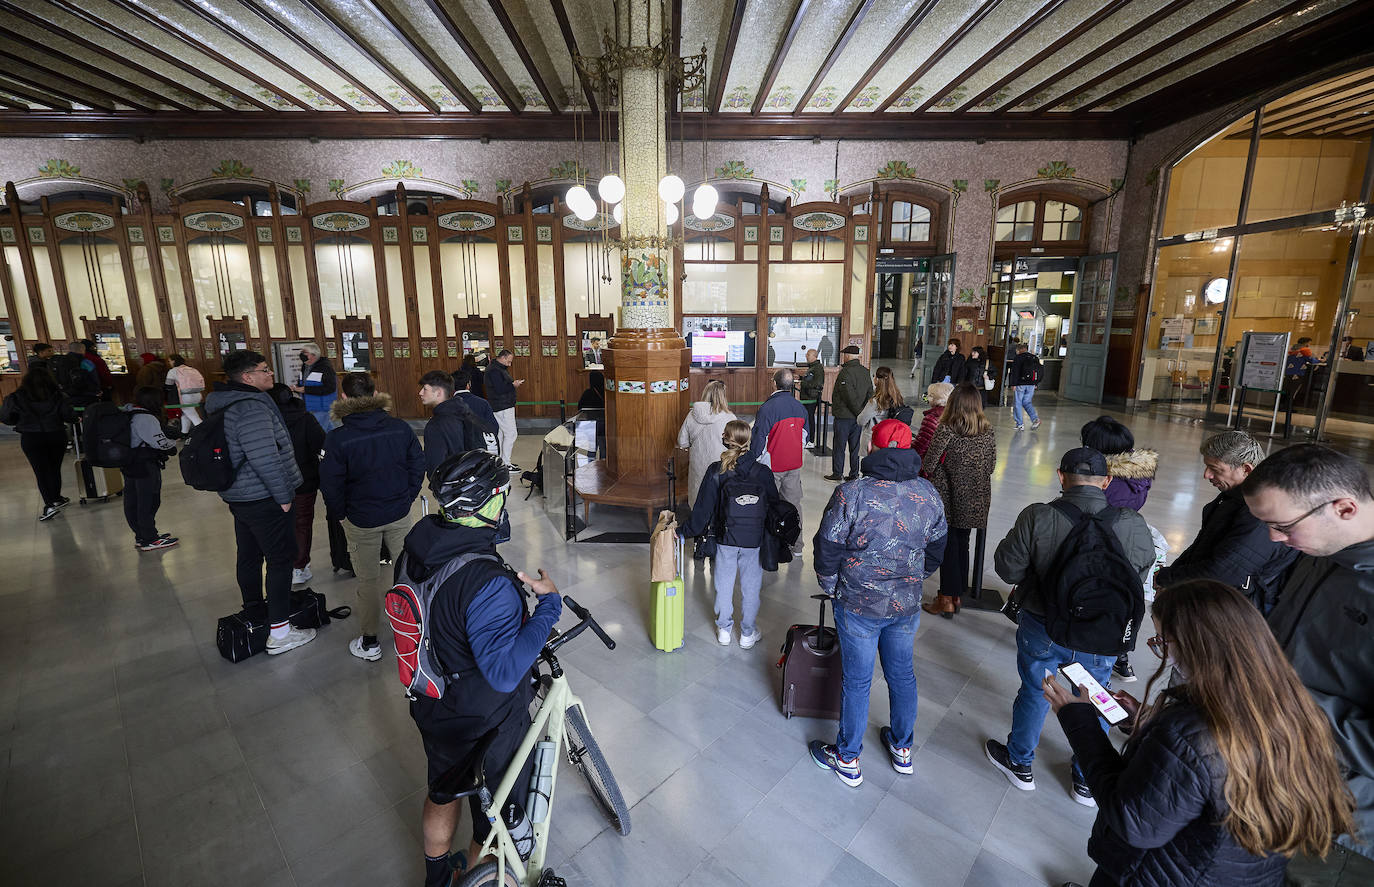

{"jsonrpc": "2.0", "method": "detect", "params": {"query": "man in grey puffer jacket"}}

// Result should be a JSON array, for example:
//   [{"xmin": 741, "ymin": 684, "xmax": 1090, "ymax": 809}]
[{"xmin": 205, "ymin": 350, "xmax": 313, "ymax": 655}]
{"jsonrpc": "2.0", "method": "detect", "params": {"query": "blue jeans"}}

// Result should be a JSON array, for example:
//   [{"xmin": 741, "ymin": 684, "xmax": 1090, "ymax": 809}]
[
  {"xmin": 714, "ymin": 545, "xmax": 762, "ymax": 635},
  {"xmin": 1012, "ymin": 385, "xmax": 1038, "ymax": 427},
  {"xmin": 833, "ymin": 605, "xmax": 920, "ymax": 761},
  {"xmin": 832, "ymin": 417, "xmax": 861, "ymax": 476},
  {"xmin": 311, "ymin": 408, "xmax": 334, "ymax": 432},
  {"xmin": 1007, "ymin": 613, "xmax": 1112, "ymax": 778}
]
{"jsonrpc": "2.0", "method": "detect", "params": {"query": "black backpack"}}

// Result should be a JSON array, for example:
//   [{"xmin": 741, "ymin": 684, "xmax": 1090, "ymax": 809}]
[
  {"xmin": 179, "ymin": 406, "xmax": 238, "ymax": 491},
  {"xmin": 82, "ymin": 402, "xmax": 134, "ymax": 468},
  {"xmin": 52, "ymin": 353, "xmax": 100, "ymax": 399},
  {"xmin": 1016, "ymin": 355, "xmax": 1042, "ymax": 386},
  {"xmin": 1034, "ymin": 499, "xmax": 1145, "ymax": 656},
  {"xmin": 713, "ymin": 469, "xmax": 771, "ymax": 539}
]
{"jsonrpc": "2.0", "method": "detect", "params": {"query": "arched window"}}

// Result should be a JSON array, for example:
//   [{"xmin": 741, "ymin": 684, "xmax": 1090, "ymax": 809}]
[
  {"xmin": 996, "ymin": 200, "xmax": 1036, "ymax": 241},
  {"xmin": 889, "ymin": 201, "xmax": 932, "ymax": 242},
  {"xmin": 175, "ymin": 182, "xmax": 297, "ymax": 215},
  {"xmin": 376, "ymin": 190, "xmax": 457, "ymax": 216},
  {"xmin": 994, "ymin": 191, "xmax": 1090, "ymax": 253},
  {"xmin": 1042, "ymin": 200, "xmax": 1083, "ymax": 241},
  {"xmin": 878, "ymin": 192, "xmax": 940, "ymax": 249}
]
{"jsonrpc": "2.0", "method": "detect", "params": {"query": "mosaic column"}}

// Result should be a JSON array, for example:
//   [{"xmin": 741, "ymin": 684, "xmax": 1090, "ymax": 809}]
[{"xmin": 602, "ymin": 0, "xmax": 690, "ymax": 487}]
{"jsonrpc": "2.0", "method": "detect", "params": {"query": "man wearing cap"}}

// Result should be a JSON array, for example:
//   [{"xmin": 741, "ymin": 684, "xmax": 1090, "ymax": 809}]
[
  {"xmin": 984, "ymin": 447, "xmax": 1155, "ymax": 806},
  {"xmin": 809, "ymin": 418, "xmax": 947, "ymax": 787},
  {"xmin": 826, "ymin": 344, "xmax": 874, "ymax": 482}
]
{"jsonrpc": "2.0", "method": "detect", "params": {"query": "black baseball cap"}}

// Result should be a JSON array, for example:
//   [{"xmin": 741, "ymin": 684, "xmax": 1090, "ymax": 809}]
[
  {"xmin": 1059, "ymin": 446, "xmax": 1108, "ymax": 477},
  {"xmin": 841, "ymin": 344, "xmax": 861, "ymax": 354}
]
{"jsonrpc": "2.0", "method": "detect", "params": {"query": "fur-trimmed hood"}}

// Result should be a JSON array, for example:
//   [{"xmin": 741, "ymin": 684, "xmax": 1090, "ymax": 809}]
[
  {"xmin": 1106, "ymin": 448, "xmax": 1158, "ymax": 480},
  {"xmin": 330, "ymin": 392, "xmax": 392, "ymax": 422}
]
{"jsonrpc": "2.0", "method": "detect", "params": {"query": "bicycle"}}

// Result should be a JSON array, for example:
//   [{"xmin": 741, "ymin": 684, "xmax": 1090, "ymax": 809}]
[{"xmin": 430, "ymin": 596, "xmax": 631, "ymax": 887}]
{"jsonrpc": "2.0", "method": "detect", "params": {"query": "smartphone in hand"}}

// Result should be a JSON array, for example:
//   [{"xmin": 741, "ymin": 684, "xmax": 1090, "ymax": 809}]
[{"xmin": 1060, "ymin": 662, "xmax": 1128, "ymax": 724}]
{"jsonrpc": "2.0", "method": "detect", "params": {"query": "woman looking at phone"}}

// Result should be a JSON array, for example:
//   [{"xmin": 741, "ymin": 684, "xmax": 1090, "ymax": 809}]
[{"xmin": 1045, "ymin": 579, "xmax": 1353, "ymax": 887}]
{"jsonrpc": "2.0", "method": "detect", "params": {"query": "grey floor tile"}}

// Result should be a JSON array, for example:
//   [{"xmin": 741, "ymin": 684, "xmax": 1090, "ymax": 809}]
[
  {"xmin": 848, "ymin": 794, "xmax": 982, "ymax": 887},
  {"xmin": 643, "ymin": 754, "xmax": 763, "ymax": 851},
  {"xmin": 568, "ymin": 802, "xmax": 708, "ymax": 886},
  {"xmin": 3, "ymin": 817, "xmax": 143, "ymax": 887},
  {"xmin": 700, "ymin": 708, "xmax": 811, "ymax": 796},
  {"xmin": 824, "ymin": 852, "xmax": 901, "ymax": 887},
  {"xmin": 981, "ymin": 794, "xmax": 1098, "ymax": 887},
  {"xmin": 682, "ymin": 855, "xmax": 750, "ymax": 887},
  {"xmin": 963, "ymin": 849, "xmax": 1050, "ymax": 887},
  {"xmin": 129, "ymin": 727, "xmax": 245, "ymax": 806},
  {"xmin": 884, "ymin": 747, "xmax": 1009, "ymax": 846},
  {"xmin": 647, "ymin": 680, "xmax": 749, "ymax": 751},
  {"xmin": 592, "ymin": 714, "xmax": 698, "ymax": 807},
  {"xmin": 267, "ymin": 761, "xmax": 388, "ymax": 863},
  {"xmin": 765, "ymin": 753, "xmax": 885, "ymax": 847},
  {"xmin": 361, "ymin": 738, "xmax": 430, "ymax": 805},
  {"xmin": 289, "ymin": 805, "xmax": 423, "ymax": 887},
  {"xmin": 712, "ymin": 804, "xmax": 846, "ymax": 887}
]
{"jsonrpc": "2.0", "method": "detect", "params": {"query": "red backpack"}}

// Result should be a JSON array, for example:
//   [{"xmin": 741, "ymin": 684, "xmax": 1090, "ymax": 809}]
[{"xmin": 386, "ymin": 550, "xmax": 501, "ymax": 700}]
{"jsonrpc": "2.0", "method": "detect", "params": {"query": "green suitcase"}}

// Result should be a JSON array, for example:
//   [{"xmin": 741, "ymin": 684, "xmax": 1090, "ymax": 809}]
[{"xmin": 652, "ymin": 536, "xmax": 685, "ymax": 652}]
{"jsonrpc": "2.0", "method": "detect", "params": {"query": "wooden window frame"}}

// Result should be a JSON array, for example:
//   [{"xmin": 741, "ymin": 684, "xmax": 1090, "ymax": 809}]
[{"xmin": 994, "ymin": 190, "xmax": 1091, "ymax": 257}]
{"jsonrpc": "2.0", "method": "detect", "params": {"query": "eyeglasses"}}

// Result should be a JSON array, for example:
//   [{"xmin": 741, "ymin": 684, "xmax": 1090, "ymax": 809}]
[
  {"xmin": 1147, "ymin": 634, "xmax": 1168, "ymax": 660},
  {"xmin": 1264, "ymin": 499, "xmax": 1337, "ymax": 535},
  {"xmin": 246, "ymin": 366, "xmax": 274, "ymax": 376}
]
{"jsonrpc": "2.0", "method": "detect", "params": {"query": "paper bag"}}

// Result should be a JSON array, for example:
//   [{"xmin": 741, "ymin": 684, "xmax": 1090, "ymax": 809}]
[{"xmin": 650, "ymin": 510, "xmax": 679, "ymax": 582}]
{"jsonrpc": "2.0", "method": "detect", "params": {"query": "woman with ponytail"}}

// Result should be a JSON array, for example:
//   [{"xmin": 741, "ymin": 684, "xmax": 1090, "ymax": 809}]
[
  {"xmin": 680, "ymin": 419, "xmax": 780, "ymax": 648},
  {"xmin": 1046, "ymin": 580, "xmax": 1354, "ymax": 887}
]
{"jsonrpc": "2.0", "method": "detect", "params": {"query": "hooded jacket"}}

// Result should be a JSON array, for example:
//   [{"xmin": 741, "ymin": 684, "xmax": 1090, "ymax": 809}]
[
  {"xmin": 270, "ymin": 384, "xmax": 326, "ymax": 495},
  {"xmin": 749, "ymin": 389, "xmax": 809, "ymax": 472},
  {"xmin": 1059, "ymin": 695, "xmax": 1286, "ymax": 886},
  {"xmin": 814, "ymin": 447, "xmax": 948, "ymax": 620},
  {"xmin": 680, "ymin": 452, "xmax": 779, "ymax": 549},
  {"xmin": 931, "ymin": 350, "xmax": 965, "ymax": 384},
  {"xmin": 924, "ymin": 426, "xmax": 996, "ymax": 529},
  {"xmin": 994, "ymin": 484, "xmax": 1155, "ymax": 618},
  {"xmin": 300, "ymin": 356, "xmax": 338, "ymax": 415},
  {"xmin": 424, "ymin": 394, "xmax": 499, "ymax": 475},
  {"xmin": 1105, "ymin": 449, "xmax": 1158, "ymax": 511},
  {"xmin": 0, "ymin": 387, "xmax": 74, "ymax": 434},
  {"xmin": 319, "ymin": 393, "xmax": 424, "ymax": 528},
  {"xmin": 1154, "ymin": 486, "xmax": 1299, "ymax": 613},
  {"xmin": 831, "ymin": 358, "xmax": 874, "ymax": 420},
  {"xmin": 485, "ymin": 361, "xmax": 518, "ymax": 412},
  {"xmin": 1268, "ymin": 539, "xmax": 1374, "ymax": 859},
  {"xmin": 204, "ymin": 383, "xmax": 302, "ymax": 505},
  {"xmin": 676, "ymin": 402, "xmax": 737, "ymax": 505}
]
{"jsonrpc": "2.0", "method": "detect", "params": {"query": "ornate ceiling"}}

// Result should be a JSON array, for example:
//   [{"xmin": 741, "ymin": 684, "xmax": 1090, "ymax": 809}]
[{"xmin": 0, "ymin": 0, "xmax": 1370, "ymax": 139}]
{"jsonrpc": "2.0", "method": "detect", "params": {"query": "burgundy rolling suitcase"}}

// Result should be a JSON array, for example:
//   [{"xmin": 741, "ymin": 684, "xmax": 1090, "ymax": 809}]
[{"xmin": 776, "ymin": 593, "xmax": 844, "ymax": 719}]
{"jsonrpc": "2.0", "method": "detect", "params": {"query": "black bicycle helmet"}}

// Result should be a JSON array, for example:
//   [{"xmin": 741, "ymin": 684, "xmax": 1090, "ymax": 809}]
[{"xmin": 431, "ymin": 451, "xmax": 509, "ymax": 520}]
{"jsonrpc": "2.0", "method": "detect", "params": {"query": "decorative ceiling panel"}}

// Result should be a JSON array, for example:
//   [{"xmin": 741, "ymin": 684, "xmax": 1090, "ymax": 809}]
[
  {"xmin": 821, "ymin": 0, "xmax": 939, "ymax": 113},
  {"xmin": 869, "ymin": 0, "xmax": 1004, "ymax": 112},
  {"xmin": 562, "ymin": 0, "xmax": 619, "ymax": 88},
  {"xmin": 716, "ymin": 0, "xmax": 801, "ymax": 112},
  {"xmin": 510, "ymin": 0, "xmax": 581, "ymax": 110},
  {"xmin": 1036, "ymin": 0, "xmax": 1311, "ymax": 112},
  {"xmin": 0, "ymin": 46, "xmax": 141, "ymax": 111},
  {"xmin": 440, "ymin": 0, "xmax": 550, "ymax": 109},
  {"xmin": 680, "ymin": 0, "xmax": 733, "ymax": 110},
  {"xmin": 758, "ymin": 0, "xmax": 865, "ymax": 113},
  {"xmin": 0, "ymin": 55, "xmax": 112, "ymax": 111}
]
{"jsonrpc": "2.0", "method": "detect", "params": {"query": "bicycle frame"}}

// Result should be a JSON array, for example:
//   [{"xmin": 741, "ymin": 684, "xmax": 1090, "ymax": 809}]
[{"xmin": 472, "ymin": 669, "xmax": 584, "ymax": 886}]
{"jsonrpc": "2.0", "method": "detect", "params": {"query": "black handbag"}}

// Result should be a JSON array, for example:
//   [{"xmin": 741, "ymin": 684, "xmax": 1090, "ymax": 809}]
[{"xmin": 289, "ymin": 588, "xmax": 351, "ymax": 629}]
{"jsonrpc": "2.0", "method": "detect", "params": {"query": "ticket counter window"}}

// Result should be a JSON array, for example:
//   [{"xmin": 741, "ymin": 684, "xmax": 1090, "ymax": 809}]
[
  {"xmin": 91, "ymin": 331, "xmax": 127, "ymax": 374},
  {"xmin": 341, "ymin": 331, "xmax": 371, "ymax": 371}
]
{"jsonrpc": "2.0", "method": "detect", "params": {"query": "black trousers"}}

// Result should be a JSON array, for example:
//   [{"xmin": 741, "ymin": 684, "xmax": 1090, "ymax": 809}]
[
  {"xmin": 804, "ymin": 400, "xmax": 818, "ymax": 444},
  {"xmin": 20, "ymin": 430, "xmax": 67, "ymax": 505},
  {"xmin": 229, "ymin": 497, "xmax": 296, "ymax": 626},
  {"xmin": 939, "ymin": 526, "xmax": 972, "ymax": 598},
  {"xmin": 832, "ymin": 418, "xmax": 862, "ymax": 476},
  {"xmin": 121, "ymin": 467, "xmax": 162, "ymax": 543}
]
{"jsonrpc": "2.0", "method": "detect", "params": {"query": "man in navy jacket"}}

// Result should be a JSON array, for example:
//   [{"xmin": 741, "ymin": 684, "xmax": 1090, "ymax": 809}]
[
  {"xmin": 485, "ymin": 349, "xmax": 523, "ymax": 469},
  {"xmin": 321, "ymin": 371, "xmax": 425, "ymax": 661},
  {"xmin": 750, "ymin": 368, "xmax": 810, "ymax": 553}
]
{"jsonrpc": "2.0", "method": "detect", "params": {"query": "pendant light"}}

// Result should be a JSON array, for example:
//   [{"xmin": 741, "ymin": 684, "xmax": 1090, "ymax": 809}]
[
  {"xmin": 692, "ymin": 183, "xmax": 719, "ymax": 220},
  {"xmin": 598, "ymin": 174, "xmax": 625, "ymax": 205},
  {"xmin": 658, "ymin": 174, "xmax": 684, "ymax": 204}
]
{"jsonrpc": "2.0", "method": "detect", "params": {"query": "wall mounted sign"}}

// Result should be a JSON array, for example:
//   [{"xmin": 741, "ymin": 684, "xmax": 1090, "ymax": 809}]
[
  {"xmin": 1238, "ymin": 331, "xmax": 1289, "ymax": 391},
  {"xmin": 874, "ymin": 256, "xmax": 930, "ymax": 273},
  {"xmin": 310, "ymin": 211, "xmax": 369, "ymax": 233},
  {"xmin": 683, "ymin": 213, "xmax": 736, "ymax": 233},
  {"xmin": 54, "ymin": 211, "xmax": 115, "ymax": 233},
  {"xmin": 438, "ymin": 211, "xmax": 496, "ymax": 232},
  {"xmin": 791, "ymin": 212, "xmax": 845, "ymax": 233},
  {"xmin": 184, "ymin": 212, "xmax": 245, "ymax": 233}
]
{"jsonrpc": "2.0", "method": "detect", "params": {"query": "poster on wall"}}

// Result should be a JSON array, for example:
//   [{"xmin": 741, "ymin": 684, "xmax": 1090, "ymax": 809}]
[
  {"xmin": 91, "ymin": 331, "xmax": 127, "ymax": 374},
  {"xmin": 461, "ymin": 330, "xmax": 491, "ymax": 365},
  {"xmin": 582, "ymin": 332, "xmax": 608, "ymax": 368},
  {"xmin": 1238, "ymin": 331, "xmax": 1289, "ymax": 391},
  {"xmin": 217, "ymin": 331, "xmax": 248, "ymax": 356},
  {"xmin": 341, "ymin": 331, "xmax": 371, "ymax": 371},
  {"xmin": 1160, "ymin": 316, "xmax": 1191, "ymax": 346}
]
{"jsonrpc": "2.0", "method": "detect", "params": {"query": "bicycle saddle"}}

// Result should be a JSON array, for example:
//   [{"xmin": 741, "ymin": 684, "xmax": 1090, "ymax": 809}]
[{"xmin": 427, "ymin": 727, "xmax": 499, "ymax": 805}]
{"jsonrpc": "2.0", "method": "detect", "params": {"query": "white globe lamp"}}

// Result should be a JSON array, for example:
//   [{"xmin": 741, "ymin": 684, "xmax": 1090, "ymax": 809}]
[
  {"xmin": 663, "ymin": 201, "xmax": 679, "ymax": 225},
  {"xmin": 658, "ymin": 174, "xmax": 685, "ymax": 204},
  {"xmin": 692, "ymin": 183, "xmax": 719, "ymax": 220},
  {"xmin": 565, "ymin": 184, "xmax": 593, "ymax": 212},
  {"xmin": 612, "ymin": 203, "xmax": 623, "ymax": 226},
  {"xmin": 597, "ymin": 174, "xmax": 625, "ymax": 205},
  {"xmin": 573, "ymin": 200, "xmax": 598, "ymax": 222}
]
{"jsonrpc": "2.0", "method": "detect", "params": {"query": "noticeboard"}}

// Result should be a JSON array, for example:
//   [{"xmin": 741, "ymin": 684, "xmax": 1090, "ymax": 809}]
[{"xmin": 1238, "ymin": 331, "xmax": 1290, "ymax": 392}]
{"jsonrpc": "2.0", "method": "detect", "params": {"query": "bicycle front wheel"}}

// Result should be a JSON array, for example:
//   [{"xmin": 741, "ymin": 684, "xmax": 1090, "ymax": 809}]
[
  {"xmin": 456, "ymin": 860, "xmax": 520, "ymax": 887},
  {"xmin": 562, "ymin": 705, "xmax": 631, "ymax": 835}
]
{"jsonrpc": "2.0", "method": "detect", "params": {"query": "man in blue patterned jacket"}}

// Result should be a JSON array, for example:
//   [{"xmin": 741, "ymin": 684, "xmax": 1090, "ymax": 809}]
[{"xmin": 809, "ymin": 418, "xmax": 947, "ymax": 787}]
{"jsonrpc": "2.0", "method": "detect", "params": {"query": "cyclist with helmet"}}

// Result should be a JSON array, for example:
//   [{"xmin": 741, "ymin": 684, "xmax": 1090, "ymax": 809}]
[{"xmin": 402, "ymin": 450, "xmax": 562, "ymax": 886}]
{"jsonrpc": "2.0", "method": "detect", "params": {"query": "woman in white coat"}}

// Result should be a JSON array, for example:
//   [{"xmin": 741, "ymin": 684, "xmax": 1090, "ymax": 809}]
[{"xmin": 677, "ymin": 380, "xmax": 736, "ymax": 506}]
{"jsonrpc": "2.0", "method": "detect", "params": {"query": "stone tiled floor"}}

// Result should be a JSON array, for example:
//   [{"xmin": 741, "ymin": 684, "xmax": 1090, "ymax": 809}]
[{"xmin": 0, "ymin": 391, "xmax": 1347, "ymax": 886}]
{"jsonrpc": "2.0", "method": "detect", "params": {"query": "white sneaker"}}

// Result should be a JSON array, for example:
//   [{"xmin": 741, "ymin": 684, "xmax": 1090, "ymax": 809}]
[
  {"xmin": 266, "ymin": 626, "xmax": 316, "ymax": 655},
  {"xmin": 292, "ymin": 566, "xmax": 313, "ymax": 586},
  {"xmin": 716, "ymin": 627, "xmax": 732, "ymax": 646},
  {"xmin": 739, "ymin": 629, "xmax": 761, "ymax": 650},
  {"xmin": 349, "ymin": 636, "xmax": 382, "ymax": 661}
]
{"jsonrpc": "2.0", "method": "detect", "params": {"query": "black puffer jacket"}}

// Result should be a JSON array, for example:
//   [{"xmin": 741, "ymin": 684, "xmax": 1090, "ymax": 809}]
[
  {"xmin": 0, "ymin": 388, "xmax": 74, "ymax": 433},
  {"xmin": 931, "ymin": 350, "xmax": 965, "ymax": 384},
  {"xmin": 1155, "ymin": 487, "xmax": 1299, "ymax": 614},
  {"xmin": 271, "ymin": 384, "xmax": 326, "ymax": 495},
  {"xmin": 1059, "ymin": 695, "xmax": 1285, "ymax": 887}
]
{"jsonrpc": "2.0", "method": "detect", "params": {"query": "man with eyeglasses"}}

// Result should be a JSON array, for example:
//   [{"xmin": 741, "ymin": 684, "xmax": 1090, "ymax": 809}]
[
  {"xmin": 205, "ymin": 350, "xmax": 315, "ymax": 655},
  {"xmin": 1242, "ymin": 444, "xmax": 1374, "ymax": 885}
]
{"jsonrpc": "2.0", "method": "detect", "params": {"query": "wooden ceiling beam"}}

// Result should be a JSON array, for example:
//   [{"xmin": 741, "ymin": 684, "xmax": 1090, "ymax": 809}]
[
  {"xmin": 996, "ymin": 0, "xmax": 1194, "ymax": 114},
  {"xmin": 160, "ymin": 0, "xmax": 358, "ymax": 112},
  {"xmin": 913, "ymin": 0, "xmax": 1068, "ymax": 113},
  {"xmin": 235, "ymin": 0, "xmax": 397, "ymax": 112},
  {"xmin": 1261, "ymin": 74, "xmax": 1374, "ymax": 126},
  {"xmin": 103, "ymin": 0, "xmax": 314, "ymax": 111},
  {"xmin": 0, "ymin": 109, "xmax": 1132, "ymax": 140},
  {"xmin": 0, "ymin": 49, "xmax": 148, "ymax": 112},
  {"xmin": 0, "ymin": 27, "xmax": 194, "ymax": 111},
  {"xmin": 293, "ymin": 0, "xmax": 445, "ymax": 114},
  {"xmin": 367, "ymin": 0, "xmax": 489, "ymax": 112},
  {"xmin": 876, "ymin": 0, "xmax": 1002, "ymax": 113},
  {"xmin": 1076, "ymin": 0, "xmax": 1316, "ymax": 114},
  {"xmin": 0, "ymin": 76, "xmax": 70, "ymax": 110},
  {"xmin": 709, "ymin": 0, "xmax": 747, "ymax": 113},
  {"xmin": 28, "ymin": 0, "xmax": 274, "ymax": 111},
  {"xmin": 0, "ymin": 93, "xmax": 26, "ymax": 110},
  {"xmin": 832, "ymin": 0, "xmax": 939, "ymax": 114},
  {"xmin": 792, "ymin": 0, "xmax": 875, "ymax": 115},
  {"xmin": 751, "ymin": 0, "xmax": 812, "ymax": 115},
  {"xmin": 486, "ymin": 0, "xmax": 560, "ymax": 112},
  {"xmin": 0, "ymin": 68, "xmax": 115, "ymax": 111},
  {"xmin": 954, "ymin": 0, "xmax": 1130, "ymax": 112},
  {"xmin": 549, "ymin": 0, "xmax": 597, "ymax": 112}
]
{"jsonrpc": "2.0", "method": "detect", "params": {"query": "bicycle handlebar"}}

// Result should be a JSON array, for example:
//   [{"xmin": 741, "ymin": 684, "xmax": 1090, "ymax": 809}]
[{"xmin": 542, "ymin": 595, "xmax": 615, "ymax": 659}]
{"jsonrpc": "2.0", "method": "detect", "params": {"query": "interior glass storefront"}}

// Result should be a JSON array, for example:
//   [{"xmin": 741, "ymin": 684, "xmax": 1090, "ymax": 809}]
[{"xmin": 1143, "ymin": 70, "xmax": 1374, "ymax": 440}]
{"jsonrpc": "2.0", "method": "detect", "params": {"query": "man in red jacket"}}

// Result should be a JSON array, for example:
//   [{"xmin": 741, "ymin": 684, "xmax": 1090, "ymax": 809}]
[{"xmin": 750, "ymin": 368, "xmax": 810, "ymax": 554}]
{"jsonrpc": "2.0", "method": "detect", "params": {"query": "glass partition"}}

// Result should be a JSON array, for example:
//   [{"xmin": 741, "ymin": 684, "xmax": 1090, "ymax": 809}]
[
  {"xmin": 160, "ymin": 244, "xmax": 190, "ymax": 338},
  {"xmin": 1, "ymin": 322, "xmax": 18, "ymax": 372},
  {"xmin": 439, "ymin": 239, "xmax": 501, "ymax": 335},
  {"xmin": 286, "ymin": 244, "xmax": 313, "ymax": 338},
  {"xmin": 1246, "ymin": 131, "xmax": 1370, "ymax": 224},
  {"xmin": 5, "ymin": 247, "xmax": 37, "ymax": 339},
  {"xmin": 59, "ymin": 238, "xmax": 134, "ymax": 340},
  {"xmin": 508, "ymin": 244, "xmax": 529, "ymax": 336},
  {"xmin": 384, "ymin": 244, "xmax": 407, "ymax": 337},
  {"xmin": 314, "ymin": 236, "xmax": 381, "ymax": 336},
  {"xmin": 413, "ymin": 244, "xmax": 436, "ymax": 337},
  {"xmin": 257, "ymin": 245, "xmax": 286, "ymax": 337},
  {"xmin": 563, "ymin": 240, "xmax": 619, "ymax": 329},
  {"xmin": 129, "ymin": 245, "xmax": 161, "ymax": 340},
  {"xmin": 1139, "ymin": 240, "xmax": 1234, "ymax": 404},
  {"xmin": 1160, "ymin": 114, "xmax": 1254, "ymax": 237},
  {"xmin": 537, "ymin": 245, "xmax": 557, "ymax": 337},
  {"xmin": 770, "ymin": 263, "xmax": 844, "ymax": 313},
  {"xmin": 683, "ymin": 262, "xmax": 758, "ymax": 313},
  {"xmin": 31, "ymin": 247, "xmax": 64, "ymax": 341},
  {"xmin": 188, "ymin": 237, "xmax": 255, "ymax": 335},
  {"xmin": 849, "ymin": 244, "xmax": 869, "ymax": 335}
]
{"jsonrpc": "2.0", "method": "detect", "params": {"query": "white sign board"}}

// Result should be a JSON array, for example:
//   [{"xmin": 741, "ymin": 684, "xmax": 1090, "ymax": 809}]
[
  {"xmin": 1160, "ymin": 316, "xmax": 1190, "ymax": 345},
  {"xmin": 272, "ymin": 340, "xmax": 316, "ymax": 389},
  {"xmin": 1238, "ymin": 331, "xmax": 1289, "ymax": 391}
]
